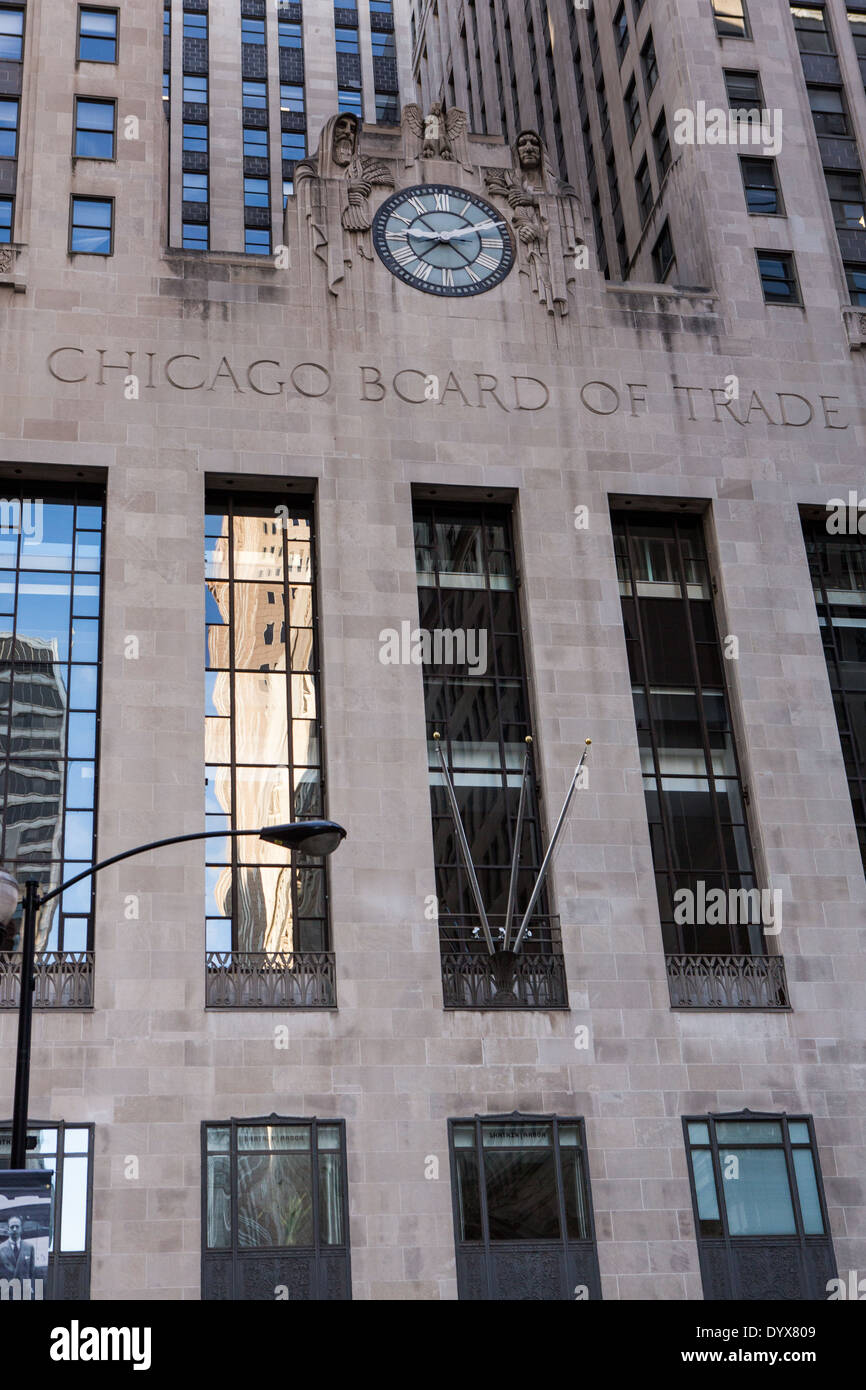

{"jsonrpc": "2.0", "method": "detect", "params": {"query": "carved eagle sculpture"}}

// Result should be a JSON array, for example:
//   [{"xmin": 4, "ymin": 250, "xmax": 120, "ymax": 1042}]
[{"xmin": 402, "ymin": 103, "xmax": 469, "ymax": 165}]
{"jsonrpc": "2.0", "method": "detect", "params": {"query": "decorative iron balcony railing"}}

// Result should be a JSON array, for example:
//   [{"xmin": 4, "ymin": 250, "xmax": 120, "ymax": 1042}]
[
  {"xmin": 666, "ymin": 953, "xmax": 790, "ymax": 1010},
  {"xmin": 205, "ymin": 951, "xmax": 336, "ymax": 1008},
  {"xmin": 0, "ymin": 952, "xmax": 94, "ymax": 1009},
  {"xmin": 439, "ymin": 915, "xmax": 568, "ymax": 1010}
]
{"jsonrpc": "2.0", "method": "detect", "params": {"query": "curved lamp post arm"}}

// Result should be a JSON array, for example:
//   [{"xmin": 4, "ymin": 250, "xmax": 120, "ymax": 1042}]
[
  {"xmin": 34, "ymin": 828, "xmax": 270, "ymax": 909},
  {"xmin": 7, "ymin": 818, "xmax": 345, "ymax": 1169}
]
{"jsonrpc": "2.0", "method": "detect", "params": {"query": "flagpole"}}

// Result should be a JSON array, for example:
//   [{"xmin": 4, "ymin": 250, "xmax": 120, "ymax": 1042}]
[
  {"xmin": 433, "ymin": 733, "xmax": 497, "ymax": 955},
  {"xmin": 502, "ymin": 737, "xmax": 532, "ymax": 953},
  {"xmin": 511, "ymin": 739, "xmax": 591, "ymax": 955}
]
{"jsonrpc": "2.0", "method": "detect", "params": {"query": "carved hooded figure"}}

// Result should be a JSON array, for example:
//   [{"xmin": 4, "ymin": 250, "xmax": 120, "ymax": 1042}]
[
  {"xmin": 485, "ymin": 129, "xmax": 584, "ymax": 315},
  {"xmin": 293, "ymin": 112, "xmax": 393, "ymax": 297}
]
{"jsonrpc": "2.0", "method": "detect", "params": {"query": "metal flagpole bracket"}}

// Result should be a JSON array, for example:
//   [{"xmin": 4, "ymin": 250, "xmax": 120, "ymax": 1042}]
[{"xmin": 431, "ymin": 731, "xmax": 592, "ymax": 961}]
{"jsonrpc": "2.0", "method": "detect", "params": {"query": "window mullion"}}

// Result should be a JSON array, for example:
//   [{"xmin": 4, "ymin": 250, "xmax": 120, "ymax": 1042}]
[
  {"xmin": 475, "ymin": 1118, "xmax": 494, "ymax": 1295},
  {"xmin": 551, "ymin": 1115, "xmax": 570, "ymax": 1248},
  {"xmin": 672, "ymin": 521, "xmax": 734, "ymax": 912},
  {"xmin": 226, "ymin": 503, "xmax": 239, "ymax": 952},
  {"xmin": 624, "ymin": 522, "xmax": 680, "ymax": 948}
]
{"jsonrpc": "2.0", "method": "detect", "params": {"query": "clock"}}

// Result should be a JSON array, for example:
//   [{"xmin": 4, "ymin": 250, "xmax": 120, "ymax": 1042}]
[{"xmin": 372, "ymin": 184, "xmax": 514, "ymax": 297}]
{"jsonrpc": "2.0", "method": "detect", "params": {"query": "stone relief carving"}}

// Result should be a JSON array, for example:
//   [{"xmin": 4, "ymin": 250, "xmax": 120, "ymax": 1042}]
[
  {"xmin": 289, "ymin": 114, "xmax": 587, "ymax": 312},
  {"xmin": 484, "ymin": 129, "xmax": 585, "ymax": 316},
  {"xmin": 401, "ymin": 103, "xmax": 472, "ymax": 173},
  {"xmin": 0, "ymin": 246, "xmax": 15, "ymax": 275},
  {"xmin": 293, "ymin": 112, "xmax": 393, "ymax": 296},
  {"xmin": 842, "ymin": 305, "xmax": 866, "ymax": 349}
]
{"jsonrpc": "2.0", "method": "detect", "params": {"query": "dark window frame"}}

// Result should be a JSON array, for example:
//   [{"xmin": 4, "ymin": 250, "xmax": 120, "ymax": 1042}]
[
  {"xmin": 182, "ymin": 10, "xmax": 207, "ymax": 40},
  {"xmin": 683, "ymin": 1111, "xmax": 836, "ymax": 1300},
  {"xmin": 844, "ymin": 259, "xmax": 866, "ymax": 304},
  {"xmin": 281, "ymin": 129, "xmax": 305, "ymax": 161},
  {"xmin": 337, "ymin": 87, "xmax": 363, "ymax": 118},
  {"xmin": 635, "ymin": 152, "xmax": 653, "ymax": 222},
  {"xmin": 201, "ymin": 1116, "xmax": 351, "ymax": 1301},
  {"xmin": 613, "ymin": 2, "xmax": 630, "ymax": 65},
  {"xmin": 242, "ymin": 125, "xmax": 269, "ymax": 158},
  {"xmin": 182, "ymin": 121, "xmax": 209, "ymax": 154},
  {"xmin": 652, "ymin": 109, "xmax": 671, "ymax": 177},
  {"xmin": 244, "ymin": 227, "xmax": 272, "ymax": 255},
  {"xmin": 756, "ymin": 248, "xmax": 802, "ymax": 304},
  {"xmin": 204, "ymin": 491, "xmax": 329, "ymax": 959},
  {"xmin": 651, "ymin": 218, "xmax": 674, "ymax": 279},
  {"xmin": 447, "ymin": 1113, "xmax": 602, "ymax": 1300},
  {"xmin": 0, "ymin": 5, "xmax": 25, "ymax": 63},
  {"xmin": 183, "ymin": 72, "xmax": 209, "ymax": 104},
  {"xmin": 713, "ymin": 0, "xmax": 751, "ymax": 40},
  {"xmin": 803, "ymin": 518, "xmax": 866, "ymax": 869},
  {"xmin": 280, "ymin": 82, "xmax": 306, "ymax": 116},
  {"xmin": 76, "ymin": 6, "xmax": 118, "ymax": 64},
  {"xmin": 613, "ymin": 509, "xmax": 766, "ymax": 957},
  {"xmin": 723, "ymin": 67, "xmax": 764, "ymax": 110},
  {"xmin": 241, "ymin": 16, "xmax": 266, "ymax": 45},
  {"xmin": 0, "ymin": 93, "xmax": 19, "ymax": 159},
  {"xmin": 624, "ymin": 75, "xmax": 641, "ymax": 142},
  {"xmin": 806, "ymin": 83, "xmax": 851, "ymax": 137},
  {"xmin": 790, "ymin": 2, "xmax": 835, "ymax": 55},
  {"xmin": 0, "ymin": 192, "xmax": 13, "ymax": 243},
  {"xmin": 335, "ymin": 25, "xmax": 360, "ymax": 54},
  {"xmin": 278, "ymin": 20, "xmax": 303, "ymax": 49},
  {"xmin": 739, "ymin": 154, "xmax": 784, "ymax": 215},
  {"xmin": 413, "ymin": 500, "xmax": 549, "ymax": 934},
  {"xmin": 243, "ymin": 175, "xmax": 269, "ymax": 207},
  {"xmin": 182, "ymin": 169, "xmax": 209, "ymax": 203},
  {"xmin": 374, "ymin": 92, "xmax": 400, "ymax": 124},
  {"xmin": 640, "ymin": 30, "xmax": 658, "ymax": 94},
  {"xmin": 73, "ymin": 96, "xmax": 117, "ymax": 162},
  {"xmin": 0, "ymin": 481, "xmax": 105, "ymax": 955},
  {"xmin": 825, "ymin": 169, "xmax": 866, "ymax": 229},
  {"xmin": 848, "ymin": 7, "xmax": 866, "ymax": 56},
  {"xmin": 0, "ymin": 1120, "xmax": 94, "ymax": 1300},
  {"xmin": 68, "ymin": 194, "xmax": 114, "ymax": 255},
  {"xmin": 241, "ymin": 79, "xmax": 266, "ymax": 110},
  {"xmin": 182, "ymin": 220, "xmax": 209, "ymax": 251}
]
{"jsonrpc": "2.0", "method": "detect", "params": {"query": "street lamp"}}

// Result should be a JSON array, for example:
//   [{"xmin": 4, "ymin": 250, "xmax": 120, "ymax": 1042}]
[{"xmin": 0, "ymin": 819, "xmax": 347, "ymax": 1170}]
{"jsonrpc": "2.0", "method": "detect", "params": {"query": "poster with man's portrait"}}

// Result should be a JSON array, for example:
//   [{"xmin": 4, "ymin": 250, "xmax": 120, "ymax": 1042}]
[{"xmin": 0, "ymin": 1170, "xmax": 52, "ymax": 1296}]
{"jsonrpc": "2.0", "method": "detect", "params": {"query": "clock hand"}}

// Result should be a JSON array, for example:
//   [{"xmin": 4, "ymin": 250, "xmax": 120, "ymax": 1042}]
[
  {"xmin": 406, "ymin": 221, "xmax": 442, "ymax": 240},
  {"xmin": 404, "ymin": 221, "xmax": 499, "ymax": 245},
  {"xmin": 440, "ymin": 220, "xmax": 499, "ymax": 239}
]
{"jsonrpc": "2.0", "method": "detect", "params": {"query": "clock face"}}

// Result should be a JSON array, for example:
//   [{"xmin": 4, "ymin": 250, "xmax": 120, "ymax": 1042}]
[{"xmin": 372, "ymin": 184, "xmax": 514, "ymax": 297}]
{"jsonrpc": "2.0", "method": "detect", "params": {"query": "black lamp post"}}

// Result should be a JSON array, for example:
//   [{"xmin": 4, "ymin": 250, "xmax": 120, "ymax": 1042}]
[{"xmin": 0, "ymin": 819, "xmax": 346, "ymax": 1170}]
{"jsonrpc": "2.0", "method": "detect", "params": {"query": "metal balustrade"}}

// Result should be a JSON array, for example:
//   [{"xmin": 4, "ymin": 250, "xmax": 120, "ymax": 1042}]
[
  {"xmin": 0, "ymin": 952, "xmax": 94, "ymax": 1009},
  {"xmin": 205, "ymin": 951, "xmax": 336, "ymax": 1008},
  {"xmin": 439, "ymin": 916, "xmax": 568, "ymax": 1010},
  {"xmin": 666, "ymin": 953, "xmax": 790, "ymax": 1009}
]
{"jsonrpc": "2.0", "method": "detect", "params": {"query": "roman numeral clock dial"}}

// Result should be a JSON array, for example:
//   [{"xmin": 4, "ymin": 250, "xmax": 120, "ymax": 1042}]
[{"xmin": 372, "ymin": 184, "xmax": 514, "ymax": 297}]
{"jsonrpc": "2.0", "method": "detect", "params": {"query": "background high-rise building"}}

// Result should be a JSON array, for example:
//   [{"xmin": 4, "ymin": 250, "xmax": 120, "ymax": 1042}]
[
  {"xmin": 160, "ymin": 0, "xmax": 412, "ymax": 254},
  {"xmin": 411, "ymin": 0, "xmax": 866, "ymax": 291}
]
